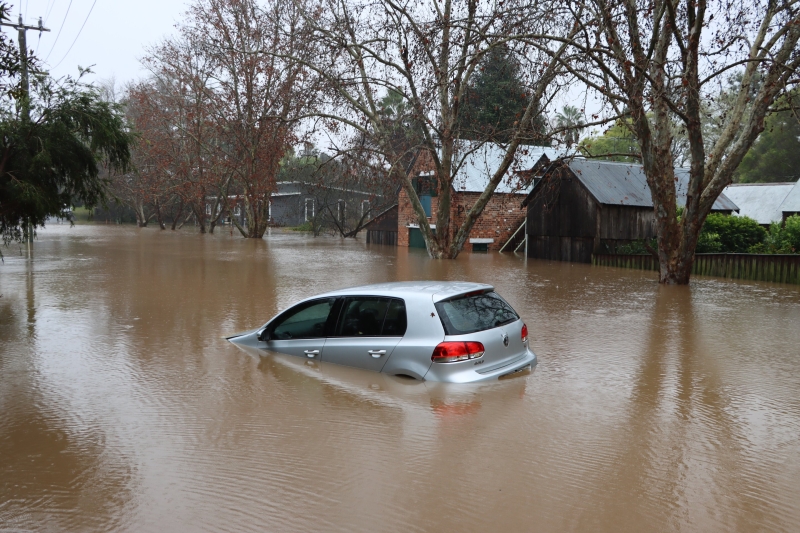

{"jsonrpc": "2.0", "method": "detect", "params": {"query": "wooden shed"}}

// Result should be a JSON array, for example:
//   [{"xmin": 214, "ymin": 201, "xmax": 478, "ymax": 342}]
[
  {"xmin": 522, "ymin": 159, "xmax": 740, "ymax": 263},
  {"xmin": 364, "ymin": 204, "xmax": 398, "ymax": 245}
]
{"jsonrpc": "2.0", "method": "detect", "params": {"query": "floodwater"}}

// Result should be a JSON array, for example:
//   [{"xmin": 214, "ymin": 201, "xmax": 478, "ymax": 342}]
[{"xmin": 1, "ymin": 225, "xmax": 800, "ymax": 533}]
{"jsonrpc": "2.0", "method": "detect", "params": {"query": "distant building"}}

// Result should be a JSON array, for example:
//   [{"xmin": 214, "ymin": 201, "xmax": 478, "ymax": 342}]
[
  {"xmin": 267, "ymin": 181, "xmax": 318, "ymax": 227},
  {"xmin": 397, "ymin": 142, "xmax": 563, "ymax": 252},
  {"xmin": 779, "ymin": 181, "xmax": 800, "ymax": 221},
  {"xmin": 522, "ymin": 159, "xmax": 739, "ymax": 263},
  {"xmin": 268, "ymin": 181, "xmax": 382, "ymax": 228},
  {"xmin": 722, "ymin": 182, "xmax": 796, "ymax": 226},
  {"xmin": 210, "ymin": 181, "xmax": 384, "ymax": 229}
]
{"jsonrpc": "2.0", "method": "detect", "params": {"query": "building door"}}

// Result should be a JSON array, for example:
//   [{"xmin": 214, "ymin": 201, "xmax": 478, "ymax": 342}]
[{"xmin": 409, "ymin": 227, "xmax": 435, "ymax": 249}]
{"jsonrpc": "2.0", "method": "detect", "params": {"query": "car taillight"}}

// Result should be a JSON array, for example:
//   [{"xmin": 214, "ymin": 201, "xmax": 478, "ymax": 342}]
[
  {"xmin": 431, "ymin": 341, "xmax": 485, "ymax": 363},
  {"xmin": 521, "ymin": 324, "xmax": 528, "ymax": 343}
]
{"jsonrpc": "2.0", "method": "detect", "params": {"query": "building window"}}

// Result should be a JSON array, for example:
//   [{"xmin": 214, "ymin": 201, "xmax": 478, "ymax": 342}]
[
  {"xmin": 420, "ymin": 195, "xmax": 432, "ymax": 217},
  {"xmin": 472, "ymin": 243, "xmax": 489, "ymax": 253},
  {"xmin": 412, "ymin": 173, "xmax": 437, "ymax": 197},
  {"xmin": 337, "ymin": 200, "xmax": 346, "ymax": 224},
  {"xmin": 361, "ymin": 200, "xmax": 370, "ymax": 217},
  {"xmin": 234, "ymin": 205, "xmax": 241, "ymax": 216},
  {"xmin": 205, "ymin": 204, "xmax": 211, "ymax": 216},
  {"xmin": 305, "ymin": 198, "xmax": 314, "ymax": 221}
]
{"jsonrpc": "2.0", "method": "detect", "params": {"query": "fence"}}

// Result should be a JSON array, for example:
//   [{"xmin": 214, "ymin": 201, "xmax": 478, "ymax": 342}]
[{"xmin": 592, "ymin": 253, "xmax": 800, "ymax": 285}]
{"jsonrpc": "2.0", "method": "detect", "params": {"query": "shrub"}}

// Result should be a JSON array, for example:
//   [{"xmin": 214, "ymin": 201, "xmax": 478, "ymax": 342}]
[
  {"xmin": 611, "ymin": 238, "xmax": 657, "ymax": 255},
  {"xmin": 696, "ymin": 231, "xmax": 723, "ymax": 253},
  {"xmin": 750, "ymin": 215, "xmax": 800, "ymax": 254},
  {"xmin": 784, "ymin": 215, "xmax": 800, "ymax": 252},
  {"xmin": 700, "ymin": 213, "xmax": 766, "ymax": 253}
]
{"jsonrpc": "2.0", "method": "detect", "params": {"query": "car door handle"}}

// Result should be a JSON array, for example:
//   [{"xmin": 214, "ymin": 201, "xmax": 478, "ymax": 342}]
[
  {"xmin": 304, "ymin": 350, "xmax": 319, "ymax": 358},
  {"xmin": 368, "ymin": 350, "xmax": 387, "ymax": 358}
]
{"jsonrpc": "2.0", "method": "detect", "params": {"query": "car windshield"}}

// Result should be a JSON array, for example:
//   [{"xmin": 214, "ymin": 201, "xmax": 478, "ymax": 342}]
[{"xmin": 435, "ymin": 291, "xmax": 519, "ymax": 335}]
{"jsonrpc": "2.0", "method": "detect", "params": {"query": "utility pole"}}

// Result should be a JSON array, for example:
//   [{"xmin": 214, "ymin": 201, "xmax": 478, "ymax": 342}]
[
  {"xmin": 0, "ymin": 15, "xmax": 50, "ymax": 120},
  {"xmin": 0, "ymin": 15, "xmax": 50, "ymax": 258}
]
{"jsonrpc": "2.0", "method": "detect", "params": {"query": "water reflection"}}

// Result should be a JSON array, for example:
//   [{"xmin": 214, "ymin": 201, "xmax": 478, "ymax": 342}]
[{"xmin": 1, "ymin": 225, "xmax": 799, "ymax": 532}]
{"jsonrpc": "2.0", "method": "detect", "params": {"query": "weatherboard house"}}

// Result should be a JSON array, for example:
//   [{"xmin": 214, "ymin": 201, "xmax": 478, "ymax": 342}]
[
  {"xmin": 779, "ymin": 180, "xmax": 800, "ymax": 221},
  {"xmin": 722, "ymin": 181, "xmax": 799, "ymax": 226},
  {"xmin": 396, "ymin": 142, "xmax": 562, "ymax": 252},
  {"xmin": 522, "ymin": 159, "xmax": 740, "ymax": 263}
]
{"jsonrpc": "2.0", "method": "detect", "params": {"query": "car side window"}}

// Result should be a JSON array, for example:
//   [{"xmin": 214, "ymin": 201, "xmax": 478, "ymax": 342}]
[
  {"xmin": 382, "ymin": 299, "xmax": 407, "ymax": 336},
  {"xmin": 271, "ymin": 298, "xmax": 335, "ymax": 340},
  {"xmin": 336, "ymin": 297, "xmax": 390, "ymax": 337},
  {"xmin": 334, "ymin": 297, "xmax": 407, "ymax": 337}
]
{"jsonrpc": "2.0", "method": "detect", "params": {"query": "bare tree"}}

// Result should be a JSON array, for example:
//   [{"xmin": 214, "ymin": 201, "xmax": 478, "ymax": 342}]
[
  {"xmin": 292, "ymin": 0, "xmax": 577, "ymax": 258},
  {"xmin": 540, "ymin": 0, "xmax": 800, "ymax": 283},
  {"xmin": 144, "ymin": 33, "xmax": 232, "ymax": 234},
  {"xmin": 187, "ymin": 0, "xmax": 317, "ymax": 238}
]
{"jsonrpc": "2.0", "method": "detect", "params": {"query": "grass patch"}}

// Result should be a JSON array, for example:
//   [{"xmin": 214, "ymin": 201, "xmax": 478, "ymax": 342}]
[{"xmin": 289, "ymin": 221, "xmax": 313, "ymax": 231}]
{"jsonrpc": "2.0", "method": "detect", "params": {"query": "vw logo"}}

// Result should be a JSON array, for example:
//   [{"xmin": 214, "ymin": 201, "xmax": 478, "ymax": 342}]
[{"xmin": 502, "ymin": 333, "xmax": 509, "ymax": 347}]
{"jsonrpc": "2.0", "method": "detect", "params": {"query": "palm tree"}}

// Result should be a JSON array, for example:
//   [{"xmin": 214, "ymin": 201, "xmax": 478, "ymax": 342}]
[{"xmin": 555, "ymin": 105, "xmax": 586, "ymax": 147}]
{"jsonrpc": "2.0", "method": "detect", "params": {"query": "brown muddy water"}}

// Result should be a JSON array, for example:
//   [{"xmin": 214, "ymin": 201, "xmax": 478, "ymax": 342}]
[{"xmin": 1, "ymin": 225, "xmax": 800, "ymax": 532}]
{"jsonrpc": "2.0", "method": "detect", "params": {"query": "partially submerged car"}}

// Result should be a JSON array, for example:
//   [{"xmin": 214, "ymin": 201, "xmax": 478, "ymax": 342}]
[{"xmin": 227, "ymin": 281, "xmax": 537, "ymax": 383}]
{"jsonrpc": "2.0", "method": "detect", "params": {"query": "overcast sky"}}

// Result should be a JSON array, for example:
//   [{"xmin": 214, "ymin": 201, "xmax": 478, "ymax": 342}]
[
  {"xmin": 3, "ymin": 0, "xmax": 603, "ymax": 142},
  {"xmin": 3, "ymin": 0, "xmax": 186, "ymax": 86}
]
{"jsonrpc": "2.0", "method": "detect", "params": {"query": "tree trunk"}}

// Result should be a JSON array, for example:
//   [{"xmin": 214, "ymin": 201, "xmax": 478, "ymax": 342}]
[
  {"xmin": 193, "ymin": 206, "xmax": 207, "ymax": 234},
  {"xmin": 134, "ymin": 201, "xmax": 148, "ymax": 228},
  {"xmin": 171, "ymin": 201, "xmax": 185, "ymax": 231},
  {"xmin": 240, "ymin": 193, "xmax": 270, "ymax": 238},
  {"xmin": 658, "ymin": 248, "xmax": 694, "ymax": 285},
  {"xmin": 154, "ymin": 200, "xmax": 166, "ymax": 230}
]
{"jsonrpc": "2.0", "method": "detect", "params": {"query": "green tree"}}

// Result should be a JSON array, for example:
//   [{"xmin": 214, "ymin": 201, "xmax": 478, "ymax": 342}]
[
  {"xmin": 458, "ymin": 46, "xmax": 547, "ymax": 145},
  {"xmin": 554, "ymin": 105, "xmax": 586, "ymax": 147},
  {"xmin": 0, "ymin": 71, "xmax": 133, "ymax": 245},
  {"xmin": 578, "ymin": 119, "xmax": 640, "ymax": 162},
  {"xmin": 736, "ymin": 95, "xmax": 800, "ymax": 183}
]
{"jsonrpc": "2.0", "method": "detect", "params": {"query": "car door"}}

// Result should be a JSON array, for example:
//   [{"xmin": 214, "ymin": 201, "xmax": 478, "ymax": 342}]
[
  {"xmin": 320, "ymin": 297, "xmax": 406, "ymax": 372},
  {"xmin": 265, "ymin": 298, "xmax": 337, "ymax": 359}
]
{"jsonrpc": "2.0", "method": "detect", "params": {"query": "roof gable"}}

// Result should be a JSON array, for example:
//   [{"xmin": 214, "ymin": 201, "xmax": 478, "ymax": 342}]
[
  {"xmin": 524, "ymin": 158, "xmax": 739, "ymax": 211},
  {"xmin": 449, "ymin": 142, "xmax": 565, "ymax": 194},
  {"xmin": 779, "ymin": 180, "xmax": 800, "ymax": 213},
  {"xmin": 722, "ymin": 182, "xmax": 795, "ymax": 224}
]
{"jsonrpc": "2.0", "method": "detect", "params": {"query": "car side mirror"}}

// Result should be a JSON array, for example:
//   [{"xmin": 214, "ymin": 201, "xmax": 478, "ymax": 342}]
[{"xmin": 257, "ymin": 329, "xmax": 271, "ymax": 342}]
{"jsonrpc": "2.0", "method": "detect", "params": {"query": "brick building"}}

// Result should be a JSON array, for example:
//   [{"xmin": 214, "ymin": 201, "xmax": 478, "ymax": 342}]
[{"xmin": 398, "ymin": 143, "xmax": 562, "ymax": 252}]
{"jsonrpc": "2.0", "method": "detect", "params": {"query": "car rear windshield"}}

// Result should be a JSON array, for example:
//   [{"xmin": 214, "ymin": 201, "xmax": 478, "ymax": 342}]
[{"xmin": 435, "ymin": 291, "xmax": 519, "ymax": 335}]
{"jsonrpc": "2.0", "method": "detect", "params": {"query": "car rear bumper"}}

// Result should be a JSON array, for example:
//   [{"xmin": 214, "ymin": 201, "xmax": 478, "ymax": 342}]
[{"xmin": 422, "ymin": 348, "xmax": 537, "ymax": 383}]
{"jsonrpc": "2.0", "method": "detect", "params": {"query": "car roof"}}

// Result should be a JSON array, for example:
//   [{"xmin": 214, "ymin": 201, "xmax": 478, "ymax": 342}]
[{"xmin": 315, "ymin": 281, "xmax": 494, "ymax": 302}]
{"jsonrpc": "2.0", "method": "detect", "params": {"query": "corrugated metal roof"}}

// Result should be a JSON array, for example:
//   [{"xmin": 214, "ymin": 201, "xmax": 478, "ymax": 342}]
[
  {"xmin": 566, "ymin": 159, "xmax": 739, "ymax": 211},
  {"xmin": 779, "ymin": 181, "xmax": 800, "ymax": 213},
  {"xmin": 722, "ymin": 183, "xmax": 795, "ymax": 224},
  {"xmin": 450, "ymin": 142, "xmax": 565, "ymax": 194}
]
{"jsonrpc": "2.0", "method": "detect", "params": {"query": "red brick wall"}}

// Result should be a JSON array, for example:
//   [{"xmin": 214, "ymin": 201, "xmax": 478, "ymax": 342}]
[{"xmin": 398, "ymin": 187, "xmax": 526, "ymax": 251}]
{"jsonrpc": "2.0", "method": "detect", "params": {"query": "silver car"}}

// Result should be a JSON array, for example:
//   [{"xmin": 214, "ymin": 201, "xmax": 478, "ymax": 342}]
[{"xmin": 227, "ymin": 281, "xmax": 537, "ymax": 383}]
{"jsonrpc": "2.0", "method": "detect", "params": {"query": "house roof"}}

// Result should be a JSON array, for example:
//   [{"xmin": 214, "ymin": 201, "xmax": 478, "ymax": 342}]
[
  {"xmin": 362, "ymin": 203, "xmax": 398, "ymax": 228},
  {"xmin": 449, "ymin": 142, "xmax": 565, "ymax": 194},
  {"xmin": 525, "ymin": 158, "xmax": 739, "ymax": 212},
  {"xmin": 779, "ymin": 181, "xmax": 800, "ymax": 214},
  {"xmin": 722, "ymin": 182, "xmax": 795, "ymax": 224}
]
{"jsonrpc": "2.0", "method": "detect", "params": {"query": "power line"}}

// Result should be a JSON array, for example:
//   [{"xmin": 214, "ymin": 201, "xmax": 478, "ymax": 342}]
[
  {"xmin": 51, "ymin": 0, "xmax": 97, "ymax": 70},
  {"xmin": 44, "ymin": 0, "xmax": 73, "ymax": 61},
  {"xmin": 44, "ymin": 0, "xmax": 57, "ymax": 25}
]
